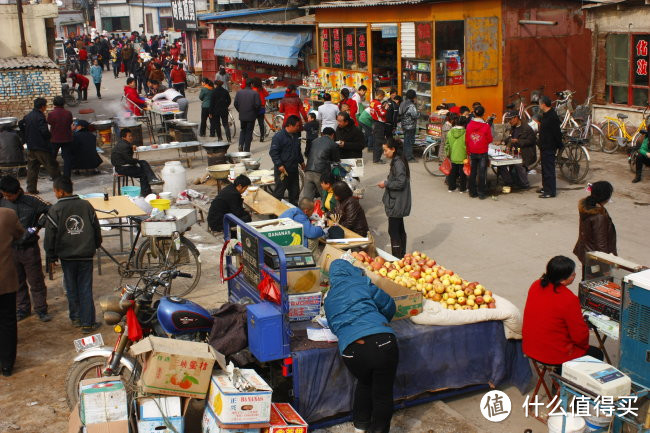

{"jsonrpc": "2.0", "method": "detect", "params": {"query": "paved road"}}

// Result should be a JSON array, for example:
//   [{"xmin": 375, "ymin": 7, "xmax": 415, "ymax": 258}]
[{"xmin": 58, "ymin": 70, "xmax": 650, "ymax": 432}]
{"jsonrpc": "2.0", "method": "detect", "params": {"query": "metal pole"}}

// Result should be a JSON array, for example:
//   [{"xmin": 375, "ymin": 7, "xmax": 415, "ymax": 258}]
[
  {"xmin": 142, "ymin": 2, "xmax": 145, "ymax": 34},
  {"xmin": 16, "ymin": 0, "xmax": 28, "ymax": 56}
]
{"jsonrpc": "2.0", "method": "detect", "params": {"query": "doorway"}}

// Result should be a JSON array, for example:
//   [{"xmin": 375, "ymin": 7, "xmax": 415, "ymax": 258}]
[{"xmin": 372, "ymin": 28, "xmax": 398, "ymax": 93}]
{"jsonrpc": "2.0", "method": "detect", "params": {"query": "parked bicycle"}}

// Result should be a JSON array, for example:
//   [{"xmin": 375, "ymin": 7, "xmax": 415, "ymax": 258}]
[
  {"xmin": 557, "ymin": 135, "xmax": 591, "ymax": 183},
  {"xmin": 228, "ymin": 108, "xmax": 238, "ymax": 140},
  {"xmin": 422, "ymin": 138, "xmax": 446, "ymax": 177},
  {"xmin": 566, "ymin": 96, "xmax": 605, "ymax": 152},
  {"xmin": 601, "ymin": 103, "xmax": 650, "ymax": 154},
  {"xmin": 253, "ymin": 101, "xmax": 284, "ymax": 140},
  {"xmin": 502, "ymin": 89, "xmax": 533, "ymax": 123},
  {"xmin": 62, "ymin": 84, "xmax": 80, "ymax": 107}
]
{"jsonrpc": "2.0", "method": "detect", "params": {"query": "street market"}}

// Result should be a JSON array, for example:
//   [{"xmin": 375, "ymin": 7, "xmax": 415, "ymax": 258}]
[{"xmin": 1, "ymin": 0, "xmax": 650, "ymax": 432}]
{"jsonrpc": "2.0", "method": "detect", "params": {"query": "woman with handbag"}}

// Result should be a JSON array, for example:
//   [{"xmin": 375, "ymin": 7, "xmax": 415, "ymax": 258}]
[
  {"xmin": 445, "ymin": 113, "xmax": 468, "ymax": 192},
  {"xmin": 377, "ymin": 139, "xmax": 411, "ymax": 259}
]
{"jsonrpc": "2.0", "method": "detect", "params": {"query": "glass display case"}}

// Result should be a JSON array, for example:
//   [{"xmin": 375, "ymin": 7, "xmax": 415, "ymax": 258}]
[{"xmin": 402, "ymin": 59, "xmax": 431, "ymax": 129}]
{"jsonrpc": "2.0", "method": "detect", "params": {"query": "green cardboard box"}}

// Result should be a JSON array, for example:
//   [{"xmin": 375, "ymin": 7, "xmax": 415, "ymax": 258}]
[{"xmin": 243, "ymin": 218, "xmax": 304, "ymax": 247}]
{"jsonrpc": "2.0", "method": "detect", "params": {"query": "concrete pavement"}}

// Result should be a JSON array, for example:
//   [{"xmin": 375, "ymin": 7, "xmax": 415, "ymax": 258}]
[{"xmin": 57, "ymin": 69, "xmax": 649, "ymax": 432}]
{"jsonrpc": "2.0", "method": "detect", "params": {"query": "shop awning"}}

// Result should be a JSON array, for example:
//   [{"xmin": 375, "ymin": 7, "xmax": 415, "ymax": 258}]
[{"xmin": 214, "ymin": 29, "xmax": 311, "ymax": 67}]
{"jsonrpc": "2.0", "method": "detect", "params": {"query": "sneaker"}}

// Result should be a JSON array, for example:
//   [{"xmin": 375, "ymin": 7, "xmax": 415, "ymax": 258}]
[
  {"xmin": 16, "ymin": 311, "xmax": 30, "ymax": 322},
  {"xmin": 539, "ymin": 193, "xmax": 556, "ymax": 198},
  {"xmin": 71, "ymin": 319, "xmax": 82, "ymax": 328},
  {"xmin": 632, "ymin": 176, "xmax": 641, "ymax": 183},
  {"xmin": 37, "ymin": 312, "xmax": 52, "ymax": 322},
  {"xmin": 81, "ymin": 323, "xmax": 102, "ymax": 334},
  {"xmin": 536, "ymin": 188, "xmax": 544, "ymax": 194},
  {"xmin": 459, "ymin": 190, "xmax": 466, "ymax": 194}
]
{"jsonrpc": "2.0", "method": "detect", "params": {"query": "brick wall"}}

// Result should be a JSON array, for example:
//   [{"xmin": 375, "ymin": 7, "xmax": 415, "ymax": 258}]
[{"xmin": 0, "ymin": 67, "xmax": 62, "ymax": 118}]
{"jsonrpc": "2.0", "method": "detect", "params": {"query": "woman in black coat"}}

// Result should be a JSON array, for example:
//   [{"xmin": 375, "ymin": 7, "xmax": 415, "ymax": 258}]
[
  {"xmin": 71, "ymin": 120, "xmax": 103, "ymax": 173},
  {"xmin": 210, "ymin": 80, "xmax": 232, "ymax": 142}
]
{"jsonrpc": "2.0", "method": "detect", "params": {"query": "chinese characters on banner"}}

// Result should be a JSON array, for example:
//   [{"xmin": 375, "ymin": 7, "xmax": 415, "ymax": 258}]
[
  {"xmin": 634, "ymin": 35, "xmax": 649, "ymax": 85},
  {"xmin": 415, "ymin": 22, "xmax": 433, "ymax": 59},
  {"xmin": 357, "ymin": 30, "xmax": 368, "ymax": 69},
  {"xmin": 332, "ymin": 28, "xmax": 342, "ymax": 68},
  {"xmin": 321, "ymin": 28, "xmax": 331, "ymax": 67},
  {"xmin": 343, "ymin": 28, "xmax": 356, "ymax": 69},
  {"xmin": 171, "ymin": 0, "xmax": 198, "ymax": 31}
]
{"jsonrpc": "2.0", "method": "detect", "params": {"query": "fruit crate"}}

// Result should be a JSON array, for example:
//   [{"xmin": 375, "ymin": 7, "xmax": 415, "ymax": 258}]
[{"xmin": 141, "ymin": 208, "xmax": 197, "ymax": 237}]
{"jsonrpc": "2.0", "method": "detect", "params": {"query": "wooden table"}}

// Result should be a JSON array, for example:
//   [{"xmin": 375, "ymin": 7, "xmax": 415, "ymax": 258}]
[{"xmin": 135, "ymin": 146, "xmax": 195, "ymax": 168}]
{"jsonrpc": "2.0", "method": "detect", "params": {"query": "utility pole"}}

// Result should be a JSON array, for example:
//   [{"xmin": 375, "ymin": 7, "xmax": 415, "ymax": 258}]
[
  {"xmin": 142, "ymin": 1, "xmax": 145, "ymax": 34},
  {"xmin": 16, "ymin": 0, "xmax": 27, "ymax": 56}
]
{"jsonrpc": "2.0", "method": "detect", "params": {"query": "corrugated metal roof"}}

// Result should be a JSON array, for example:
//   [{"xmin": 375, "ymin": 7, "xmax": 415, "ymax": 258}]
[
  {"xmin": 198, "ymin": 7, "xmax": 296, "ymax": 21},
  {"xmin": 208, "ymin": 14, "xmax": 315, "ymax": 27},
  {"xmin": 0, "ymin": 56, "xmax": 58, "ymax": 70},
  {"xmin": 302, "ymin": 0, "xmax": 429, "ymax": 9}
]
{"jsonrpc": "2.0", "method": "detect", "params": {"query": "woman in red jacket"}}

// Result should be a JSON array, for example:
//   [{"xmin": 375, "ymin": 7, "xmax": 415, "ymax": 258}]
[
  {"xmin": 522, "ymin": 256, "xmax": 602, "ymax": 368},
  {"xmin": 170, "ymin": 63, "xmax": 187, "ymax": 96},
  {"xmin": 279, "ymin": 84, "xmax": 307, "ymax": 126},
  {"xmin": 252, "ymin": 78, "xmax": 269, "ymax": 140}
]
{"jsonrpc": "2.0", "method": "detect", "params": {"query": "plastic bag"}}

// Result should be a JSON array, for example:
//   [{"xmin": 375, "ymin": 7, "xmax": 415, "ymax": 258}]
[
  {"xmin": 313, "ymin": 199, "xmax": 324, "ymax": 218},
  {"xmin": 463, "ymin": 159, "xmax": 471, "ymax": 176},
  {"xmin": 258, "ymin": 271, "xmax": 281, "ymax": 305},
  {"xmin": 126, "ymin": 307, "xmax": 143, "ymax": 342},
  {"xmin": 439, "ymin": 157, "xmax": 452, "ymax": 176}
]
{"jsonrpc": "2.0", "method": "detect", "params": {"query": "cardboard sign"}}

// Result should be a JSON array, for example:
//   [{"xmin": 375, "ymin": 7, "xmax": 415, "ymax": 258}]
[
  {"xmin": 207, "ymin": 370, "xmax": 272, "ymax": 425},
  {"xmin": 130, "ymin": 336, "xmax": 224, "ymax": 399},
  {"xmin": 288, "ymin": 291, "xmax": 322, "ymax": 322}
]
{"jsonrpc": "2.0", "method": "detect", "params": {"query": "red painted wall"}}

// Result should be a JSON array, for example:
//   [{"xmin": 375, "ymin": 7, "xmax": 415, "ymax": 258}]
[{"xmin": 502, "ymin": 0, "xmax": 592, "ymax": 107}]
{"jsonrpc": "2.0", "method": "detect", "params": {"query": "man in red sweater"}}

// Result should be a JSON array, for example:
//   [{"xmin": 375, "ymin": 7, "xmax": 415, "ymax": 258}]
[
  {"xmin": 170, "ymin": 63, "xmax": 186, "ymax": 97},
  {"xmin": 465, "ymin": 105, "xmax": 492, "ymax": 199},
  {"xmin": 522, "ymin": 256, "xmax": 602, "ymax": 367},
  {"xmin": 369, "ymin": 89, "xmax": 388, "ymax": 164}
]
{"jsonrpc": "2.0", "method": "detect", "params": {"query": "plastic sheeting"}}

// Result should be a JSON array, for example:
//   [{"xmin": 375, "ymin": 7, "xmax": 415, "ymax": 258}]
[
  {"xmin": 214, "ymin": 29, "xmax": 312, "ymax": 67},
  {"xmin": 291, "ymin": 320, "xmax": 532, "ymax": 423}
]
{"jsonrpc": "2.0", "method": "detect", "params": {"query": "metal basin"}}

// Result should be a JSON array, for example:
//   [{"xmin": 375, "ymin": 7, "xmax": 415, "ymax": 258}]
[
  {"xmin": 208, "ymin": 164, "xmax": 231, "ymax": 179},
  {"xmin": 0, "ymin": 117, "xmax": 18, "ymax": 128},
  {"xmin": 175, "ymin": 121, "xmax": 199, "ymax": 129},
  {"xmin": 241, "ymin": 158, "xmax": 261, "ymax": 170},
  {"xmin": 201, "ymin": 141, "xmax": 230, "ymax": 149},
  {"xmin": 226, "ymin": 151, "xmax": 252, "ymax": 163},
  {"xmin": 91, "ymin": 119, "xmax": 113, "ymax": 130}
]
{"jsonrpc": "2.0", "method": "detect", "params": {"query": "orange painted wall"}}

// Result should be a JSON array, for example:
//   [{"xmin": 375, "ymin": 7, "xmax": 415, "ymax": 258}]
[{"xmin": 316, "ymin": 0, "xmax": 504, "ymax": 117}]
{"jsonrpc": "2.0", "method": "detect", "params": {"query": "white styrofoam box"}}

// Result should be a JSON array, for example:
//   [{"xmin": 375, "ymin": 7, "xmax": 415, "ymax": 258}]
[
  {"xmin": 340, "ymin": 158, "xmax": 364, "ymax": 177},
  {"xmin": 202, "ymin": 404, "xmax": 260, "ymax": 433},
  {"xmin": 137, "ymin": 396, "xmax": 184, "ymax": 433},
  {"xmin": 79, "ymin": 378, "xmax": 128, "ymax": 425},
  {"xmin": 141, "ymin": 208, "xmax": 197, "ymax": 237}
]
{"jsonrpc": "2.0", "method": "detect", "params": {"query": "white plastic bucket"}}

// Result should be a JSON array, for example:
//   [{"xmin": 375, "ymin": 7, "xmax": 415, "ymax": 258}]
[
  {"xmin": 548, "ymin": 414, "xmax": 586, "ymax": 433},
  {"xmin": 584, "ymin": 406, "xmax": 613, "ymax": 432},
  {"xmin": 161, "ymin": 161, "xmax": 187, "ymax": 198}
]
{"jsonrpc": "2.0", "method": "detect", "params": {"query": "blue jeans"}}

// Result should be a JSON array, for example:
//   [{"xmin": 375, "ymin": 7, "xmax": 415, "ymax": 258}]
[
  {"xmin": 403, "ymin": 128, "xmax": 416, "ymax": 160},
  {"xmin": 61, "ymin": 260, "xmax": 95, "ymax": 326}
]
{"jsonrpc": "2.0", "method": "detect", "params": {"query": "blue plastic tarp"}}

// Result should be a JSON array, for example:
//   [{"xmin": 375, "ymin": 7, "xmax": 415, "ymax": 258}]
[
  {"xmin": 214, "ymin": 29, "xmax": 311, "ymax": 67},
  {"xmin": 291, "ymin": 320, "xmax": 532, "ymax": 423}
]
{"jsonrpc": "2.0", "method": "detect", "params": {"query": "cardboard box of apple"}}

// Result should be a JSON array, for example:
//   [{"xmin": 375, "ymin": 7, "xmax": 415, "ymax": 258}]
[{"xmin": 351, "ymin": 250, "xmax": 496, "ymax": 311}]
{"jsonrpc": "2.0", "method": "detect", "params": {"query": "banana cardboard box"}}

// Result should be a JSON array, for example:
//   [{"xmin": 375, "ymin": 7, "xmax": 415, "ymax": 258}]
[
  {"xmin": 241, "ymin": 218, "xmax": 303, "ymax": 247},
  {"xmin": 206, "ymin": 370, "xmax": 272, "ymax": 426}
]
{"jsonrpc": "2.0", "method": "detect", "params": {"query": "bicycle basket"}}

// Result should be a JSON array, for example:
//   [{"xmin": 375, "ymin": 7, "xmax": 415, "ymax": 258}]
[{"xmin": 573, "ymin": 105, "xmax": 591, "ymax": 121}]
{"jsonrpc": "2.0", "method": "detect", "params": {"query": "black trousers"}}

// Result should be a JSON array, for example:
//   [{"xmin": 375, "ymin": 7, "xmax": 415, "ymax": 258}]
[
  {"xmin": 14, "ymin": 244, "xmax": 48, "ymax": 315},
  {"xmin": 77, "ymin": 88, "xmax": 88, "ymax": 101},
  {"xmin": 372, "ymin": 122, "xmax": 386, "ymax": 162},
  {"xmin": 636, "ymin": 153, "xmax": 650, "ymax": 177},
  {"xmin": 214, "ymin": 112, "xmax": 231, "ymax": 141},
  {"xmin": 239, "ymin": 120, "xmax": 255, "ymax": 152},
  {"xmin": 388, "ymin": 217, "xmax": 406, "ymax": 259},
  {"xmin": 172, "ymin": 83, "xmax": 186, "ymax": 97},
  {"xmin": 468, "ymin": 153, "xmax": 488, "ymax": 197},
  {"xmin": 256, "ymin": 112, "xmax": 266, "ymax": 140},
  {"xmin": 200, "ymin": 107, "xmax": 215, "ymax": 137},
  {"xmin": 541, "ymin": 150, "xmax": 557, "ymax": 196},
  {"xmin": 115, "ymin": 160, "xmax": 157, "ymax": 196},
  {"xmin": 273, "ymin": 168, "xmax": 299, "ymax": 206},
  {"xmin": 447, "ymin": 163, "xmax": 467, "ymax": 191},
  {"xmin": 0, "ymin": 292, "xmax": 17, "ymax": 372},
  {"xmin": 94, "ymin": 82, "xmax": 101, "ymax": 98},
  {"xmin": 497, "ymin": 165, "xmax": 529, "ymax": 188},
  {"xmin": 342, "ymin": 333, "xmax": 399, "ymax": 433}
]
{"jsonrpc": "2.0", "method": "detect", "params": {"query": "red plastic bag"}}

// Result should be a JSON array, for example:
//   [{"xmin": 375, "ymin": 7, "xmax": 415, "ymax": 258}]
[
  {"xmin": 313, "ymin": 199, "xmax": 324, "ymax": 218},
  {"xmin": 463, "ymin": 159, "xmax": 471, "ymax": 176},
  {"xmin": 439, "ymin": 157, "xmax": 452, "ymax": 176},
  {"xmin": 258, "ymin": 271, "xmax": 281, "ymax": 305},
  {"xmin": 126, "ymin": 307, "xmax": 143, "ymax": 342}
]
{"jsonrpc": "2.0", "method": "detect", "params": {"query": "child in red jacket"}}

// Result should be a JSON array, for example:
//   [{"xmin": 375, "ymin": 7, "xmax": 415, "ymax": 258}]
[
  {"xmin": 522, "ymin": 256, "xmax": 603, "ymax": 367},
  {"xmin": 465, "ymin": 105, "xmax": 493, "ymax": 199}
]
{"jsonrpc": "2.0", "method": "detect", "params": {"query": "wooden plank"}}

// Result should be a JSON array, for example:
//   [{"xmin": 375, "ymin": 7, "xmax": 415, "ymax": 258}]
[
  {"xmin": 85, "ymin": 195, "xmax": 147, "ymax": 218},
  {"xmin": 465, "ymin": 16, "xmax": 499, "ymax": 88},
  {"xmin": 243, "ymin": 188, "xmax": 289, "ymax": 216}
]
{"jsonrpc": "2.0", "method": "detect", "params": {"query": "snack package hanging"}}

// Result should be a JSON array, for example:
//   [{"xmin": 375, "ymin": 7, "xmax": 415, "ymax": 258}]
[
  {"xmin": 463, "ymin": 159, "xmax": 471, "ymax": 176},
  {"xmin": 258, "ymin": 270, "xmax": 281, "ymax": 305},
  {"xmin": 439, "ymin": 157, "xmax": 452, "ymax": 176}
]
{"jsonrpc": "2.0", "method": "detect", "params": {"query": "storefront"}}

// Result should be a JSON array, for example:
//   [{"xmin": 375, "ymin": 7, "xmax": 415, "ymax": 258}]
[{"xmin": 309, "ymin": 0, "xmax": 591, "ymax": 124}]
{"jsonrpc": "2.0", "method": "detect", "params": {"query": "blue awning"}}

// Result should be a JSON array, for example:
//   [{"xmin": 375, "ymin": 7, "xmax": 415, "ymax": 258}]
[{"xmin": 214, "ymin": 29, "xmax": 311, "ymax": 67}]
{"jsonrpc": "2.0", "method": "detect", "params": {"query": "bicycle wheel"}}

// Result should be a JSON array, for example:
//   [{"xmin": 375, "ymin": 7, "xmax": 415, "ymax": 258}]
[
  {"xmin": 600, "ymin": 120, "xmax": 622, "ymax": 154},
  {"xmin": 135, "ymin": 236, "xmax": 201, "ymax": 297},
  {"xmin": 65, "ymin": 89, "xmax": 80, "ymax": 107},
  {"xmin": 524, "ymin": 104, "xmax": 540, "ymax": 120},
  {"xmin": 228, "ymin": 112, "xmax": 238, "ymax": 139},
  {"xmin": 568, "ymin": 125, "xmax": 603, "ymax": 152},
  {"xmin": 559, "ymin": 144, "xmax": 590, "ymax": 184},
  {"xmin": 423, "ymin": 143, "xmax": 444, "ymax": 176}
]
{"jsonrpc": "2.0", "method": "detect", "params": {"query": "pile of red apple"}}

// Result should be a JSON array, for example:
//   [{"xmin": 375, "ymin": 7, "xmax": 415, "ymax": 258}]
[{"xmin": 351, "ymin": 251, "xmax": 496, "ymax": 311}]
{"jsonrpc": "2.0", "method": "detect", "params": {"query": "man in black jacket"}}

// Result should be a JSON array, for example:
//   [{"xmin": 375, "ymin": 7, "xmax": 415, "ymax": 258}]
[
  {"xmin": 210, "ymin": 80, "xmax": 232, "ymax": 142},
  {"xmin": 23, "ymin": 98, "xmax": 60, "ymax": 194},
  {"xmin": 44, "ymin": 177, "xmax": 102, "ymax": 333},
  {"xmin": 0, "ymin": 176, "xmax": 51, "ymax": 322},
  {"xmin": 207, "ymin": 175, "xmax": 251, "ymax": 232},
  {"xmin": 111, "ymin": 128, "xmax": 161, "ymax": 196},
  {"xmin": 302, "ymin": 127, "xmax": 339, "ymax": 200},
  {"xmin": 498, "ymin": 111, "xmax": 536, "ymax": 190},
  {"xmin": 234, "ymin": 79, "xmax": 261, "ymax": 152},
  {"xmin": 335, "ymin": 112, "xmax": 365, "ymax": 159},
  {"xmin": 538, "ymin": 96, "xmax": 563, "ymax": 198},
  {"xmin": 269, "ymin": 115, "xmax": 304, "ymax": 206}
]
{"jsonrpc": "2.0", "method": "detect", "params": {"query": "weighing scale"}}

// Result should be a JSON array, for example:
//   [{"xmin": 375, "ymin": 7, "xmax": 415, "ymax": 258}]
[{"xmin": 264, "ymin": 245, "xmax": 315, "ymax": 270}]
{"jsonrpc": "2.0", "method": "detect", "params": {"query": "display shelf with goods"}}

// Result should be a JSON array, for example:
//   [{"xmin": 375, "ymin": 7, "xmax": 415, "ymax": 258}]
[
  {"xmin": 402, "ymin": 59, "xmax": 432, "ymax": 129},
  {"xmin": 222, "ymin": 57, "xmax": 306, "ymax": 89}
]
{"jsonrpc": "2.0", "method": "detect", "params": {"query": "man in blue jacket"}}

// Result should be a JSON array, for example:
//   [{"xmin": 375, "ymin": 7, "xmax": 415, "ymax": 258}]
[
  {"xmin": 279, "ymin": 198, "xmax": 324, "ymax": 247},
  {"xmin": 270, "ymin": 115, "xmax": 303, "ymax": 206},
  {"xmin": 324, "ymin": 259, "xmax": 397, "ymax": 433}
]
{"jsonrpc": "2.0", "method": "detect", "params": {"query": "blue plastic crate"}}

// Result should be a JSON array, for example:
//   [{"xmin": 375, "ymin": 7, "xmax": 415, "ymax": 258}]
[{"xmin": 247, "ymin": 302, "xmax": 284, "ymax": 363}]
